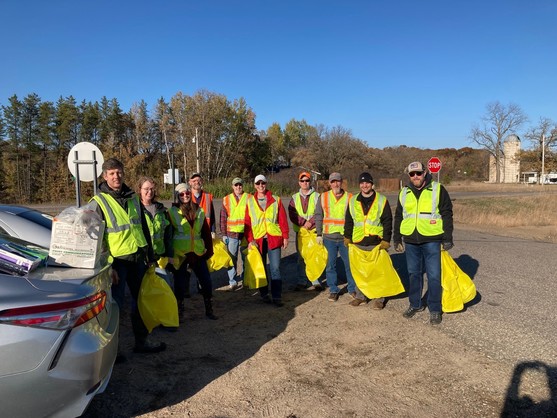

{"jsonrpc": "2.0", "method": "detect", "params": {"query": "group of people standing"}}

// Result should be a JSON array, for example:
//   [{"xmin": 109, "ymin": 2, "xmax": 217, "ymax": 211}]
[
  {"xmin": 288, "ymin": 164, "xmax": 453, "ymax": 326},
  {"xmin": 89, "ymin": 157, "xmax": 453, "ymax": 359}
]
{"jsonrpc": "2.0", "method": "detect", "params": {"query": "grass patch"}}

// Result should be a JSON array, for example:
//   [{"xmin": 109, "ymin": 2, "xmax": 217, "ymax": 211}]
[{"xmin": 453, "ymin": 195, "xmax": 557, "ymax": 228}]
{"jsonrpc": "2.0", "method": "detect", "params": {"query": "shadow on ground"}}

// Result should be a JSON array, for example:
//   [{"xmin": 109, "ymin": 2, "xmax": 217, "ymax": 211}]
[{"xmin": 82, "ymin": 253, "xmax": 322, "ymax": 417}]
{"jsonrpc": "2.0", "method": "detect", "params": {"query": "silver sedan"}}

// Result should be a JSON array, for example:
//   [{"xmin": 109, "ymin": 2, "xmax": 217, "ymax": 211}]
[{"xmin": 0, "ymin": 234, "xmax": 119, "ymax": 417}]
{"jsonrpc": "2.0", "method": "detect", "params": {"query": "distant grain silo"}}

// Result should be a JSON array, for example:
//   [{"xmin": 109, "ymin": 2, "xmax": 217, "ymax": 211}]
[{"xmin": 489, "ymin": 134, "xmax": 521, "ymax": 183}]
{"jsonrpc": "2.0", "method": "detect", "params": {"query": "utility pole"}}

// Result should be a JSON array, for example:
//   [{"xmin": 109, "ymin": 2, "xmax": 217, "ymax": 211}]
[
  {"xmin": 542, "ymin": 134, "xmax": 545, "ymax": 187},
  {"xmin": 192, "ymin": 128, "xmax": 200, "ymax": 174}
]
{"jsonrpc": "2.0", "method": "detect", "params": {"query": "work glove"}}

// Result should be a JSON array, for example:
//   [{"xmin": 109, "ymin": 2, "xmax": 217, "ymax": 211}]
[
  {"xmin": 222, "ymin": 235, "xmax": 229, "ymax": 245},
  {"xmin": 343, "ymin": 238, "xmax": 352, "ymax": 248},
  {"xmin": 316, "ymin": 236, "xmax": 323, "ymax": 245},
  {"xmin": 379, "ymin": 240, "xmax": 391, "ymax": 250},
  {"xmin": 442, "ymin": 241, "xmax": 454, "ymax": 251},
  {"xmin": 394, "ymin": 242, "xmax": 404, "ymax": 253},
  {"xmin": 248, "ymin": 241, "xmax": 259, "ymax": 250},
  {"xmin": 211, "ymin": 232, "xmax": 216, "ymax": 239}
]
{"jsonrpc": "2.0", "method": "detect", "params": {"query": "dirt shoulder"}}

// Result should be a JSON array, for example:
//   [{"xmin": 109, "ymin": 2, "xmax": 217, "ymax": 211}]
[{"xmin": 82, "ymin": 224, "xmax": 552, "ymax": 418}]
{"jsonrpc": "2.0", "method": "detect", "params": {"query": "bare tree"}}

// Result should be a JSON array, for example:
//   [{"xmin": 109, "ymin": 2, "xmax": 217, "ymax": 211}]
[{"xmin": 469, "ymin": 101, "xmax": 528, "ymax": 183}]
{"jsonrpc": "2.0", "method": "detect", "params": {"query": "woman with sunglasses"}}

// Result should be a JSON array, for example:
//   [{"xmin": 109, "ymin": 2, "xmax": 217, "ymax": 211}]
[
  {"xmin": 244, "ymin": 174, "xmax": 290, "ymax": 307},
  {"xmin": 168, "ymin": 182, "xmax": 216, "ymax": 321}
]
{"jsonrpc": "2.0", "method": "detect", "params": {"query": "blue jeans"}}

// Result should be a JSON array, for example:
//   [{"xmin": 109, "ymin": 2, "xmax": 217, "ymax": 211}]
[
  {"xmin": 226, "ymin": 236, "xmax": 246, "ymax": 286},
  {"xmin": 259, "ymin": 239, "xmax": 283, "ymax": 300},
  {"xmin": 324, "ymin": 237, "xmax": 356, "ymax": 294},
  {"xmin": 405, "ymin": 241, "xmax": 442, "ymax": 313}
]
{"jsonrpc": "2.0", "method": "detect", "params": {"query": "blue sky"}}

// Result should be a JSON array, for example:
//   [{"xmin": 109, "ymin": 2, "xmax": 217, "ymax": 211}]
[{"xmin": 1, "ymin": 0, "xmax": 555, "ymax": 149}]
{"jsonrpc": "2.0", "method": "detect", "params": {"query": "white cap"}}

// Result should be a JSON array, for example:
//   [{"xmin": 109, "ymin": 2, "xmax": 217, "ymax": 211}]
[{"xmin": 254, "ymin": 174, "xmax": 267, "ymax": 184}]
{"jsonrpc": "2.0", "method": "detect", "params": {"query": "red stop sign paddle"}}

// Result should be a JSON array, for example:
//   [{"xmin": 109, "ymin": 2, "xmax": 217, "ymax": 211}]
[{"xmin": 428, "ymin": 157, "xmax": 442, "ymax": 173}]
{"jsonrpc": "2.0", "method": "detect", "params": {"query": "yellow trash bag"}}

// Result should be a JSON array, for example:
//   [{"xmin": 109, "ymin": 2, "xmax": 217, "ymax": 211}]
[
  {"xmin": 242, "ymin": 246, "xmax": 268, "ymax": 289},
  {"xmin": 297, "ymin": 228, "xmax": 328, "ymax": 282},
  {"xmin": 138, "ymin": 265, "xmax": 179, "ymax": 332},
  {"xmin": 207, "ymin": 238, "xmax": 234, "ymax": 272},
  {"xmin": 157, "ymin": 256, "xmax": 169, "ymax": 269},
  {"xmin": 348, "ymin": 244, "xmax": 405, "ymax": 299},
  {"xmin": 441, "ymin": 250, "xmax": 477, "ymax": 313}
]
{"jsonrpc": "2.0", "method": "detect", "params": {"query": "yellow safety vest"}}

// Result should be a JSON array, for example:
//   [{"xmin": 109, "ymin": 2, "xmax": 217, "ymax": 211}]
[
  {"xmin": 399, "ymin": 182, "xmax": 444, "ymax": 236},
  {"xmin": 348, "ymin": 192, "xmax": 387, "ymax": 243},
  {"xmin": 321, "ymin": 190, "xmax": 352, "ymax": 234},
  {"xmin": 223, "ymin": 192, "xmax": 249, "ymax": 233},
  {"xmin": 246, "ymin": 194, "xmax": 283, "ymax": 239},
  {"xmin": 168, "ymin": 206, "xmax": 206, "ymax": 257},
  {"xmin": 91, "ymin": 193, "xmax": 147, "ymax": 257},
  {"xmin": 291, "ymin": 191, "xmax": 319, "ymax": 232},
  {"xmin": 143, "ymin": 201, "xmax": 169, "ymax": 256}
]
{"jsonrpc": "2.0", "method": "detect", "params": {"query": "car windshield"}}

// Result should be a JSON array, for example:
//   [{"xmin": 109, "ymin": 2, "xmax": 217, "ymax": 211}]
[{"xmin": 18, "ymin": 211, "xmax": 53, "ymax": 230}]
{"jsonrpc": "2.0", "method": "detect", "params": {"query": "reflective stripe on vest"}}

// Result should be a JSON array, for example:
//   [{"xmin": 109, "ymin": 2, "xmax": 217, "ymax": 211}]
[
  {"xmin": 145, "ymin": 206, "xmax": 169, "ymax": 256},
  {"xmin": 291, "ymin": 191, "xmax": 319, "ymax": 232},
  {"xmin": 195, "ymin": 192, "xmax": 213, "ymax": 227},
  {"xmin": 348, "ymin": 193, "xmax": 386, "ymax": 243},
  {"xmin": 92, "ymin": 193, "xmax": 147, "ymax": 257},
  {"xmin": 168, "ymin": 206, "xmax": 205, "ymax": 256},
  {"xmin": 223, "ymin": 192, "xmax": 249, "ymax": 233},
  {"xmin": 321, "ymin": 190, "xmax": 352, "ymax": 234},
  {"xmin": 399, "ymin": 181, "xmax": 443, "ymax": 236},
  {"xmin": 246, "ymin": 195, "xmax": 282, "ymax": 239}
]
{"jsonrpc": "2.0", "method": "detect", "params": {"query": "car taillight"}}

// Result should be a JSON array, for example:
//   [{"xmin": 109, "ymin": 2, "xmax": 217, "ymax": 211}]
[{"xmin": 0, "ymin": 291, "xmax": 107, "ymax": 330}]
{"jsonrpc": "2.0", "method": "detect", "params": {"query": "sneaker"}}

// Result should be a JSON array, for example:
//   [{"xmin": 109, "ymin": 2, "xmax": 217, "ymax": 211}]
[
  {"xmin": 133, "ymin": 340, "xmax": 167, "ymax": 354},
  {"xmin": 307, "ymin": 284, "xmax": 324, "ymax": 292},
  {"xmin": 348, "ymin": 291, "xmax": 357, "ymax": 299},
  {"xmin": 349, "ymin": 298, "xmax": 366, "ymax": 307},
  {"xmin": 371, "ymin": 299, "xmax": 385, "ymax": 310},
  {"xmin": 430, "ymin": 312, "xmax": 442, "ymax": 325},
  {"xmin": 402, "ymin": 306, "xmax": 425, "ymax": 319},
  {"xmin": 328, "ymin": 293, "xmax": 339, "ymax": 302},
  {"xmin": 273, "ymin": 299, "xmax": 284, "ymax": 307}
]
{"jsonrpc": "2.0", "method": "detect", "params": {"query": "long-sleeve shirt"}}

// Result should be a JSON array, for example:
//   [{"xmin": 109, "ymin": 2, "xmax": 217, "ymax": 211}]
[{"xmin": 344, "ymin": 191, "xmax": 392, "ymax": 246}]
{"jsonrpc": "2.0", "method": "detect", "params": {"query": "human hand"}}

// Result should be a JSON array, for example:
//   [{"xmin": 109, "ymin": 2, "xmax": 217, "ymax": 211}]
[
  {"xmin": 248, "ymin": 241, "xmax": 258, "ymax": 250},
  {"xmin": 394, "ymin": 242, "xmax": 404, "ymax": 253},
  {"xmin": 222, "ymin": 235, "xmax": 229, "ymax": 245},
  {"xmin": 343, "ymin": 238, "xmax": 352, "ymax": 247},
  {"xmin": 316, "ymin": 236, "xmax": 323, "ymax": 245},
  {"xmin": 442, "ymin": 241, "xmax": 454, "ymax": 251},
  {"xmin": 282, "ymin": 238, "xmax": 289, "ymax": 249},
  {"xmin": 211, "ymin": 232, "xmax": 216, "ymax": 239},
  {"xmin": 379, "ymin": 240, "xmax": 391, "ymax": 250}
]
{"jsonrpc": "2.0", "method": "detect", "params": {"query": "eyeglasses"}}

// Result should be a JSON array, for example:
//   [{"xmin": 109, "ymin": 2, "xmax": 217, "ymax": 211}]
[
  {"xmin": 299, "ymin": 179, "xmax": 310, "ymax": 183},
  {"xmin": 255, "ymin": 181, "xmax": 266, "ymax": 185},
  {"xmin": 409, "ymin": 171, "xmax": 424, "ymax": 177},
  {"xmin": 179, "ymin": 191, "xmax": 191, "ymax": 196},
  {"xmin": 234, "ymin": 183, "xmax": 243, "ymax": 187}
]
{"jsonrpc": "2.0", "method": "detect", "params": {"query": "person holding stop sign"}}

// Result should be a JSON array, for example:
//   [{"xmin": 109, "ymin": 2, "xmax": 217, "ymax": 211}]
[{"xmin": 393, "ymin": 161, "xmax": 454, "ymax": 325}]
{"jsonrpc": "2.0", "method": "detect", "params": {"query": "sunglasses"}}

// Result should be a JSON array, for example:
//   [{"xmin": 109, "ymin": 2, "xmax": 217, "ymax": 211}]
[
  {"xmin": 255, "ymin": 181, "xmax": 266, "ymax": 185},
  {"xmin": 234, "ymin": 183, "xmax": 243, "ymax": 187},
  {"xmin": 299, "ymin": 179, "xmax": 310, "ymax": 183},
  {"xmin": 409, "ymin": 171, "xmax": 424, "ymax": 177},
  {"xmin": 179, "ymin": 191, "xmax": 191, "ymax": 196}
]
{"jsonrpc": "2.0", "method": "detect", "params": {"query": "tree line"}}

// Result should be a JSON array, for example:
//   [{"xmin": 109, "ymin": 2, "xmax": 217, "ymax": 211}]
[{"xmin": 1, "ymin": 90, "xmax": 494, "ymax": 204}]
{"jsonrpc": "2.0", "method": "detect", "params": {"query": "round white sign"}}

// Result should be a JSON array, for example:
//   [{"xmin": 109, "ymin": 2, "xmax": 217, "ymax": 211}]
[{"xmin": 67, "ymin": 142, "xmax": 104, "ymax": 182}]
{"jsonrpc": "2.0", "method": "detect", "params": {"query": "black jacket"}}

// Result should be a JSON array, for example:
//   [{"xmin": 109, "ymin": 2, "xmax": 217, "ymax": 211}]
[
  {"xmin": 393, "ymin": 174, "xmax": 453, "ymax": 245},
  {"xmin": 344, "ymin": 191, "xmax": 392, "ymax": 246}
]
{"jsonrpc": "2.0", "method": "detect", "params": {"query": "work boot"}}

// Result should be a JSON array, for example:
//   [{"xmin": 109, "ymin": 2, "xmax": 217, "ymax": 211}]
[
  {"xmin": 177, "ymin": 300, "xmax": 186, "ymax": 323},
  {"xmin": 402, "ymin": 305, "xmax": 425, "ymax": 319},
  {"xmin": 203, "ymin": 297, "xmax": 217, "ymax": 320},
  {"xmin": 133, "ymin": 337, "xmax": 167, "ymax": 354}
]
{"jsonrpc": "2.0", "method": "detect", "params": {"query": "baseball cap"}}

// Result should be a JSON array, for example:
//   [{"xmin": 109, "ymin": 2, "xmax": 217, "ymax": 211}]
[
  {"xmin": 407, "ymin": 162, "xmax": 425, "ymax": 173},
  {"xmin": 358, "ymin": 172, "xmax": 374, "ymax": 183},
  {"xmin": 329, "ymin": 172, "xmax": 342, "ymax": 182},
  {"xmin": 189, "ymin": 172, "xmax": 202, "ymax": 180},
  {"xmin": 298, "ymin": 171, "xmax": 311, "ymax": 180},
  {"xmin": 254, "ymin": 174, "xmax": 267, "ymax": 184},
  {"xmin": 232, "ymin": 177, "xmax": 243, "ymax": 186}
]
